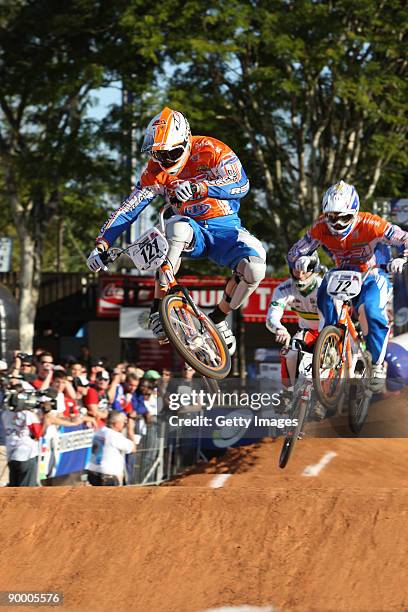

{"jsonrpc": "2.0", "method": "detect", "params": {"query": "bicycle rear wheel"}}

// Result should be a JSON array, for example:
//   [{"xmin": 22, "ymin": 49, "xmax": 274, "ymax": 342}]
[
  {"xmin": 279, "ymin": 395, "xmax": 308, "ymax": 469},
  {"xmin": 160, "ymin": 294, "xmax": 231, "ymax": 379},
  {"xmin": 201, "ymin": 376, "xmax": 220, "ymax": 395},
  {"xmin": 348, "ymin": 354, "xmax": 372, "ymax": 434},
  {"xmin": 312, "ymin": 326, "xmax": 346, "ymax": 409}
]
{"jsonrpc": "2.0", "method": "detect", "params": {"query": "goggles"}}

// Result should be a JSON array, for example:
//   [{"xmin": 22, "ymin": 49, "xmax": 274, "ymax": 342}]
[
  {"xmin": 324, "ymin": 212, "xmax": 354, "ymax": 228},
  {"xmin": 151, "ymin": 144, "xmax": 186, "ymax": 168}
]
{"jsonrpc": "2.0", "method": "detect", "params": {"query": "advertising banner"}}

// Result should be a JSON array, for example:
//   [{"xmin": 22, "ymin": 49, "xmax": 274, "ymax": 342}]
[
  {"xmin": 98, "ymin": 275, "xmax": 297, "ymax": 323},
  {"xmin": 390, "ymin": 198, "xmax": 408, "ymax": 227},
  {"xmin": 242, "ymin": 278, "xmax": 297, "ymax": 323},
  {"xmin": 38, "ymin": 424, "xmax": 94, "ymax": 481}
]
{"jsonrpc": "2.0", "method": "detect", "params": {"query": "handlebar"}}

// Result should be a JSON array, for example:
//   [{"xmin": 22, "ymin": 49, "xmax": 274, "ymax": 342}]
[
  {"xmin": 98, "ymin": 204, "xmax": 173, "ymax": 267},
  {"xmin": 324, "ymin": 263, "xmax": 392, "ymax": 281},
  {"xmin": 281, "ymin": 337, "xmax": 308, "ymax": 354},
  {"xmin": 158, "ymin": 203, "xmax": 173, "ymax": 234},
  {"xmin": 326, "ymin": 264, "xmax": 388, "ymax": 272}
]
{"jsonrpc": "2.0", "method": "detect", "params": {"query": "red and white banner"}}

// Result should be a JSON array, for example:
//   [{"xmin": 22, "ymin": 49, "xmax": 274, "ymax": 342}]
[
  {"xmin": 242, "ymin": 278, "xmax": 297, "ymax": 323},
  {"xmin": 97, "ymin": 275, "xmax": 296, "ymax": 323}
]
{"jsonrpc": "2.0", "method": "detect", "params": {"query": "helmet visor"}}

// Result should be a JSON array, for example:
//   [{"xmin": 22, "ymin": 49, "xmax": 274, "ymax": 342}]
[
  {"xmin": 151, "ymin": 145, "xmax": 186, "ymax": 168},
  {"xmin": 325, "ymin": 212, "xmax": 354, "ymax": 230}
]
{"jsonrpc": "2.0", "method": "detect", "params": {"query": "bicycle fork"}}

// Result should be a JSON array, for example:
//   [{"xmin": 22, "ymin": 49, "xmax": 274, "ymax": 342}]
[
  {"xmin": 161, "ymin": 263, "xmax": 208, "ymax": 335},
  {"xmin": 338, "ymin": 305, "xmax": 360, "ymax": 377}
]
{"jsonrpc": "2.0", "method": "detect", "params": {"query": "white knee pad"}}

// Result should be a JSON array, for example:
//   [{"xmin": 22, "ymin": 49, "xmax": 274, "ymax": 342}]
[
  {"xmin": 165, "ymin": 216, "xmax": 194, "ymax": 246},
  {"xmin": 159, "ymin": 217, "xmax": 194, "ymax": 285},
  {"xmin": 229, "ymin": 256, "xmax": 266, "ymax": 310}
]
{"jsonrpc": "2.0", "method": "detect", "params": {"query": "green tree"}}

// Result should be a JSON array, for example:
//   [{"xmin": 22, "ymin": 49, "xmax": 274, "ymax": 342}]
[
  {"xmin": 162, "ymin": 0, "xmax": 408, "ymax": 266},
  {"xmin": 0, "ymin": 0, "xmax": 160, "ymax": 350}
]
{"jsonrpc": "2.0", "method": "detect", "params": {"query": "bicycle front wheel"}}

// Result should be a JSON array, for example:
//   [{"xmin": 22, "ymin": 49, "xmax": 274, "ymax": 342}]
[
  {"xmin": 312, "ymin": 326, "xmax": 346, "ymax": 409},
  {"xmin": 160, "ymin": 294, "xmax": 231, "ymax": 379},
  {"xmin": 279, "ymin": 395, "xmax": 308, "ymax": 469}
]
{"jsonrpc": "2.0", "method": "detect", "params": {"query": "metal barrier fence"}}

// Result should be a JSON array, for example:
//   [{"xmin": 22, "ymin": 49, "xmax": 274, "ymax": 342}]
[
  {"xmin": 129, "ymin": 404, "xmax": 281, "ymax": 486},
  {"xmin": 130, "ymin": 414, "xmax": 210, "ymax": 486}
]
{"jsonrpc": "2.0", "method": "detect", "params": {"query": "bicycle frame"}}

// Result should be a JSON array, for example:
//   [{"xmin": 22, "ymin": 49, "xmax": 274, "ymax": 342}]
[
  {"xmin": 338, "ymin": 303, "xmax": 359, "ymax": 378},
  {"xmin": 278, "ymin": 347, "xmax": 315, "ymax": 469},
  {"xmin": 102, "ymin": 204, "xmax": 231, "ymax": 378},
  {"xmin": 333, "ymin": 267, "xmax": 373, "ymax": 378},
  {"xmin": 157, "ymin": 204, "xmax": 208, "ymax": 328}
]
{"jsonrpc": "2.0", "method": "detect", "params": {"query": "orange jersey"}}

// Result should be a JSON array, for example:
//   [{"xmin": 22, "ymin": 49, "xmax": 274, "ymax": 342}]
[
  {"xmin": 97, "ymin": 136, "xmax": 250, "ymax": 246},
  {"xmin": 289, "ymin": 212, "xmax": 408, "ymax": 272},
  {"xmin": 140, "ymin": 135, "xmax": 248, "ymax": 221}
]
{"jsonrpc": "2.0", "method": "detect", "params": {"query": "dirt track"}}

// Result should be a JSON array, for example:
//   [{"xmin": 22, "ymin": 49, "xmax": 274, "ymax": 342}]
[{"xmin": 0, "ymin": 390, "xmax": 407, "ymax": 612}]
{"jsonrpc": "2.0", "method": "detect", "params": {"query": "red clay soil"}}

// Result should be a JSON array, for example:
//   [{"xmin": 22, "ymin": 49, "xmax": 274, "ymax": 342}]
[{"xmin": 0, "ymin": 389, "xmax": 408, "ymax": 612}]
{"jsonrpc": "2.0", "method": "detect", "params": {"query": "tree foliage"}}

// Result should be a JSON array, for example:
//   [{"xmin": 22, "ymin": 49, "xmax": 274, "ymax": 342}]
[
  {"xmin": 0, "ymin": 0, "xmax": 157, "ymax": 347},
  {"xmin": 1, "ymin": 0, "xmax": 407, "ymax": 347},
  {"xmin": 159, "ymin": 0, "xmax": 408, "ymax": 264}
]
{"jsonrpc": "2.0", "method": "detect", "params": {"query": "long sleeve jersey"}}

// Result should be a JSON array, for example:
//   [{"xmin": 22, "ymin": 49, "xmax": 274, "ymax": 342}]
[
  {"xmin": 288, "ymin": 212, "xmax": 408, "ymax": 272},
  {"xmin": 266, "ymin": 277, "xmax": 321, "ymax": 333},
  {"xmin": 96, "ymin": 136, "xmax": 250, "ymax": 246}
]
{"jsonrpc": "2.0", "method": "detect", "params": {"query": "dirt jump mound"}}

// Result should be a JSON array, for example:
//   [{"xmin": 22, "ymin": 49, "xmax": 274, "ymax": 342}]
[{"xmin": 1, "ymin": 391, "xmax": 408, "ymax": 611}]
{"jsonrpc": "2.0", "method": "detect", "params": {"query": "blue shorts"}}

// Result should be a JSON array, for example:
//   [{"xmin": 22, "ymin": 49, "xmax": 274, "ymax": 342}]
[
  {"xmin": 173, "ymin": 216, "xmax": 266, "ymax": 270},
  {"xmin": 317, "ymin": 269, "xmax": 391, "ymax": 364}
]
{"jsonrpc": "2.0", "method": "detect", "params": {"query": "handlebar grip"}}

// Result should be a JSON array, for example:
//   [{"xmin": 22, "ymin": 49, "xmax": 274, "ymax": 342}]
[
  {"xmin": 99, "ymin": 251, "xmax": 111, "ymax": 265},
  {"xmin": 169, "ymin": 195, "xmax": 180, "ymax": 206},
  {"xmin": 292, "ymin": 338, "xmax": 307, "ymax": 351}
]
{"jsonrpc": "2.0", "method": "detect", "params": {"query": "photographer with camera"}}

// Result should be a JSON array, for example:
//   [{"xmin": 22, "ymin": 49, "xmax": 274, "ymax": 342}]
[
  {"xmin": 2, "ymin": 399, "xmax": 42, "ymax": 486},
  {"xmin": 1, "ymin": 381, "xmax": 84, "ymax": 486},
  {"xmin": 11, "ymin": 352, "xmax": 36, "ymax": 385},
  {"xmin": 32, "ymin": 351, "xmax": 54, "ymax": 391}
]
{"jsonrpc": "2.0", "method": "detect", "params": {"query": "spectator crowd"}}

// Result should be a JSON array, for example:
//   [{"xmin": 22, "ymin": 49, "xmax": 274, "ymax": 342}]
[{"xmin": 0, "ymin": 347, "xmax": 197, "ymax": 488}]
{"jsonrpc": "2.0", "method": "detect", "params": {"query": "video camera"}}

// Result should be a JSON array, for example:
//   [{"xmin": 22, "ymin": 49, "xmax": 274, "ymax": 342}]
[{"xmin": 0, "ymin": 377, "xmax": 58, "ymax": 413}]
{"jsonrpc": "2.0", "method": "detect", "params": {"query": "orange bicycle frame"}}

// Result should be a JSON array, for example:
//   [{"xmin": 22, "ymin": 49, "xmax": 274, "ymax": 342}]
[
  {"xmin": 159, "ymin": 262, "xmax": 177, "ymax": 289},
  {"xmin": 338, "ymin": 304, "xmax": 359, "ymax": 377},
  {"xmin": 159, "ymin": 262, "xmax": 207, "ymax": 322}
]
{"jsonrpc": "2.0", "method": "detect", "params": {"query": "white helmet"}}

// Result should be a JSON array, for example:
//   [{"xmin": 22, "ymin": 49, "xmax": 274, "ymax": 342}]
[
  {"xmin": 288, "ymin": 252, "xmax": 320, "ymax": 294},
  {"xmin": 322, "ymin": 180, "xmax": 360, "ymax": 237},
  {"xmin": 141, "ymin": 107, "xmax": 192, "ymax": 176}
]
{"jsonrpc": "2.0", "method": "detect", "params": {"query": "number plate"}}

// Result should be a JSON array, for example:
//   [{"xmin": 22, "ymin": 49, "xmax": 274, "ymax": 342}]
[
  {"xmin": 127, "ymin": 228, "xmax": 169, "ymax": 273},
  {"xmin": 326, "ymin": 270, "xmax": 362, "ymax": 300},
  {"xmin": 298, "ymin": 352, "xmax": 313, "ymax": 378}
]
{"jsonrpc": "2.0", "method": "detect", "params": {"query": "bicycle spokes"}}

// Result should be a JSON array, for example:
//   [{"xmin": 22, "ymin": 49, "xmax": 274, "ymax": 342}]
[
  {"xmin": 312, "ymin": 326, "xmax": 346, "ymax": 408},
  {"xmin": 170, "ymin": 304, "xmax": 223, "ymax": 368},
  {"xmin": 320, "ymin": 336, "xmax": 341, "ymax": 371}
]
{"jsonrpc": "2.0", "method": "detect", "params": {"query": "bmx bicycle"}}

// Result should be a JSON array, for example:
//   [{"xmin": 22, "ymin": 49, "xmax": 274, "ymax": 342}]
[
  {"xmin": 99, "ymin": 204, "xmax": 231, "ymax": 384},
  {"xmin": 279, "ymin": 339, "xmax": 318, "ymax": 468},
  {"xmin": 311, "ymin": 267, "xmax": 386, "ymax": 434}
]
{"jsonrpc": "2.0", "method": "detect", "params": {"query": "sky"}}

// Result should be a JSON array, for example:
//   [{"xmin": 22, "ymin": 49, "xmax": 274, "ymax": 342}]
[{"xmin": 87, "ymin": 83, "xmax": 122, "ymax": 120}]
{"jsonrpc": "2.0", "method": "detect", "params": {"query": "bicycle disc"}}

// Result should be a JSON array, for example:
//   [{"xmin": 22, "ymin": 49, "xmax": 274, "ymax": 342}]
[
  {"xmin": 160, "ymin": 294, "xmax": 231, "ymax": 379},
  {"xmin": 312, "ymin": 326, "xmax": 346, "ymax": 409}
]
